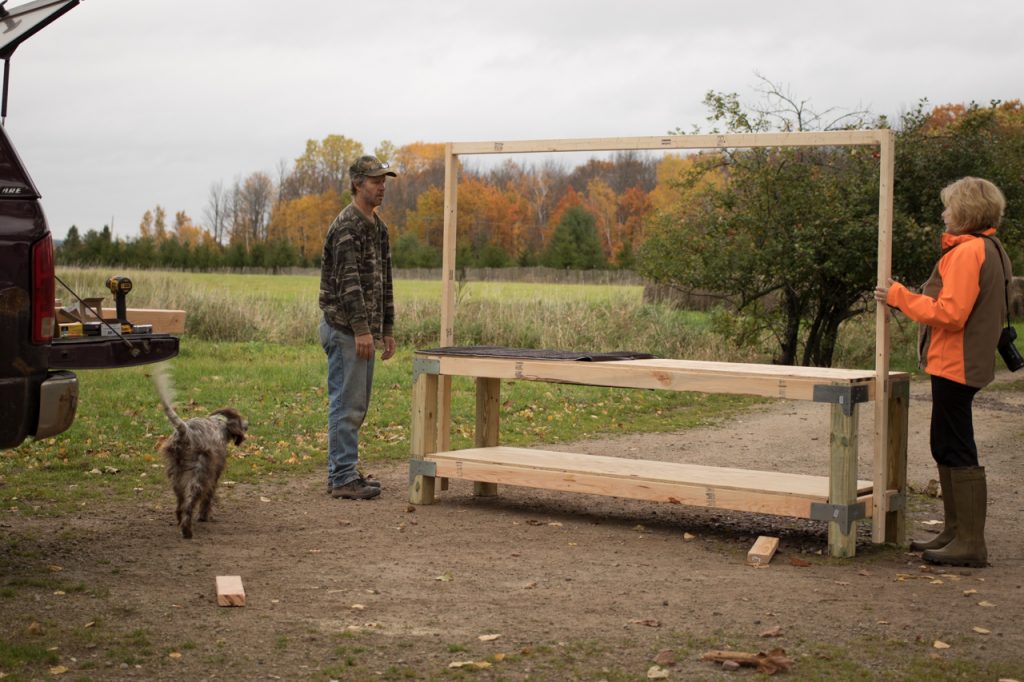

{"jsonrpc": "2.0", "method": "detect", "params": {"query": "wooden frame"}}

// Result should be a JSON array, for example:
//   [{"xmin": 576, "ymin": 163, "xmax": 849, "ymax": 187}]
[{"xmin": 415, "ymin": 130, "xmax": 901, "ymax": 557}]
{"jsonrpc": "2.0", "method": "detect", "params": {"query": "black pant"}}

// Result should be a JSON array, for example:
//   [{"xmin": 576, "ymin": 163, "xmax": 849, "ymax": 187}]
[{"xmin": 930, "ymin": 375, "xmax": 981, "ymax": 467}]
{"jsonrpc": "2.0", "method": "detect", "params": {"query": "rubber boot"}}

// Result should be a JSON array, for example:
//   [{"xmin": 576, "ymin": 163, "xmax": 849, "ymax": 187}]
[
  {"xmin": 910, "ymin": 465, "xmax": 955, "ymax": 551},
  {"xmin": 923, "ymin": 467, "xmax": 988, "ymax": 568}
]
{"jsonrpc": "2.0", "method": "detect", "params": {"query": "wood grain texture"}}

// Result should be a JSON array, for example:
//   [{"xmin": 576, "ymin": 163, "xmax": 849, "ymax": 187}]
[{"xmin": 216, "ymin": 575, "xmax": 245, "ymax": 607}]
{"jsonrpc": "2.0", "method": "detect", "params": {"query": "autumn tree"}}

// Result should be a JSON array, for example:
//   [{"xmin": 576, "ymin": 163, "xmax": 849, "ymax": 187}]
[{"xmin": 288, "ymin": 134, "xmax": 364, "ymax": 198}]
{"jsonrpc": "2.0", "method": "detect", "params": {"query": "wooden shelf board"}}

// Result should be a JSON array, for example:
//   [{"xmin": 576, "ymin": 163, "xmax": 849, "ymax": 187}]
[{"xmin": 423, "ymin": 447, "xmax": 872, "ymax": 518}]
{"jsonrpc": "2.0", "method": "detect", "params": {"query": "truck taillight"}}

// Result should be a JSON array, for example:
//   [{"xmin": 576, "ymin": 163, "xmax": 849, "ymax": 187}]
[{"xmin": 31, "ymin": 234, "xmax": 55, "ymax": 344}]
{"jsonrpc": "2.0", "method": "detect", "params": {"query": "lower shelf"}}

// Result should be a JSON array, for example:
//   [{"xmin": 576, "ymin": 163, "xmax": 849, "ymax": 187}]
[{"xmin": 420, "ymin": 446, "xmax": 873, "ymax": 519}]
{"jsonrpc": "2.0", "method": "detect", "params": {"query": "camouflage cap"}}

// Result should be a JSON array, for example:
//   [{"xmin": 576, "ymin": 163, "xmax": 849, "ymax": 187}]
[{"xmin": 349, "ymin": 155, "xmax": 397, "ymax": 178}]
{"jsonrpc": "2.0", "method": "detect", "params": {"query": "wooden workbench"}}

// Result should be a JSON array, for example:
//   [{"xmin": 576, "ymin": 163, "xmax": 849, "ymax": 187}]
[{"xmin": 408, "ymin": 350, "xmax": 910, "ymax": 558}]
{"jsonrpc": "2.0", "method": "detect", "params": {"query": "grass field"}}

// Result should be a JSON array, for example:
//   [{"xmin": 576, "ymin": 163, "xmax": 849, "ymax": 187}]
[{"xmin": 1, "ymin": 268, "xmax": 923, "ymax": 515}]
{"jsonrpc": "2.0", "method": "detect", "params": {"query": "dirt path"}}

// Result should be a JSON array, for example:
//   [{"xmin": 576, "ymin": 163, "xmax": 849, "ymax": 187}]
[{"xmin": 2, "ymin": 375, "xmax": 1022, "ymax": 680}]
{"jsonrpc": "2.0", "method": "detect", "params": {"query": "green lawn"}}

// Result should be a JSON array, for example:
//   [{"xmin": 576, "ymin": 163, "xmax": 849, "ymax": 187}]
[{"xmin": 1, "ymin": 340, "xmax": 761, "ymax": 516}]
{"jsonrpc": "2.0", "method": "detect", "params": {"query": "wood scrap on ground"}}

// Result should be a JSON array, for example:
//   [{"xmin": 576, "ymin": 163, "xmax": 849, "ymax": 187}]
[
  {"xmin": 747, "ymin": 535, "xmax": 780, "ymax": 566},
  {"xmin": 701, "ymin": 648, "xmax": 794, "ymax": 675},
  {"xmin": 216, "ymin": 575, "xmax": 245, "ymax": 606}
]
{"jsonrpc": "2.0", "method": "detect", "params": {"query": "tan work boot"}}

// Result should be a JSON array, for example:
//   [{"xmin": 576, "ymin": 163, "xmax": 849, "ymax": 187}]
[
  {"xmin": 911, "ymin": 465, "xmax": 955, "ymax": 551},
  {"xmin": 922, "ymin": 466, "xmax": 988, "ymax": 568}
]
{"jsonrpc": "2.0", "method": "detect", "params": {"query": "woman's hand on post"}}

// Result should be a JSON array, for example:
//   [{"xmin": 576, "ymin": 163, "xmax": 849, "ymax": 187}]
[{"xmin": 873, "ymin": 278, "xmax": 895, "ymax": 304}]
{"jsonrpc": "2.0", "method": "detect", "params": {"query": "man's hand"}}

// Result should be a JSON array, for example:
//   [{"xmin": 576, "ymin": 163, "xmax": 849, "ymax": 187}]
[
  {"xmin": 381, "ymin": 336, "xmax": 396, "ymax": 361},
  {"xmin": 355, "ymin": 333, "xmax": 375, "ymax": 360}
]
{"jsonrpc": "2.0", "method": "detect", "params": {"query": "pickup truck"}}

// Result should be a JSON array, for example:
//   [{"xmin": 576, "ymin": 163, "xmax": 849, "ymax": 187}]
[{"xmin": 0, "ymin": 0, "xmax": 178, "ymax": 449}]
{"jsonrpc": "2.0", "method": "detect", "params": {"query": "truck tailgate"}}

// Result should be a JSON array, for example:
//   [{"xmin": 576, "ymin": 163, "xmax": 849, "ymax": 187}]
[{"xmin": 49, "ymin": 334, "xmax": 179, "ymax": 369}]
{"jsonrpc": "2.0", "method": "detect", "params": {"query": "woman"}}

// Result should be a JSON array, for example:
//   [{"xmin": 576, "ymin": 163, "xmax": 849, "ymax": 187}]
[{"xmin": 875, "ymin": 176, "xmax": 1012, "ymax": 568}]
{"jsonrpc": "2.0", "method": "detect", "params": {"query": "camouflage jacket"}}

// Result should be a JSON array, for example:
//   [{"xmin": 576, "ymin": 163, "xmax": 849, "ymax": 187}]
[{"xmin": 318, "ymin": 203, "xmax": 395, "ymax": 340}]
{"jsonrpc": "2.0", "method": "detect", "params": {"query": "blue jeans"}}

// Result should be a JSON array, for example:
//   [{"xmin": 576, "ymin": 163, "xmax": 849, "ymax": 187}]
[{"xmin": 319, "ymin": 318, "xmax": 374, "ymax": 488}]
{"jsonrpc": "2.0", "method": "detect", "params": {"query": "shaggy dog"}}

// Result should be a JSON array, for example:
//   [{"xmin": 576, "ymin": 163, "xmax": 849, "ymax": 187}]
[{"xmin": 152, "ymin": 365, "xmax": 247, "ymax": 539}]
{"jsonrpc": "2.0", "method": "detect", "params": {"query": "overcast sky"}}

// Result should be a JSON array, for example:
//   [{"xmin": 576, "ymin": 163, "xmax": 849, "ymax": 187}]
[{"xmin": 7, "ymin": 0, "xmax": 1023, "ymax": 240}]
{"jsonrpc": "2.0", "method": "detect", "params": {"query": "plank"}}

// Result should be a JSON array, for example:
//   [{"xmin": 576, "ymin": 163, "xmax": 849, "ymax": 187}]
[
  {"xmin": 884, "ymin": 377, "xmax": 910, "ymax": 544},
  {"xmin": 473, "ymin": 377, "xmax": 500, "ymax": 497},
  {"xmin": 873, "ymin": 129, "xmax": 897, "ymax": 544},
  {"xmin": 101, "ymin": 308, "xmax": 186, "ymax": 334},
  {"xmin": 747, "ymin": 536, "xmax": 780, "ymax": 566},
  {"xmin": 450, "ymin": 130, "xmax": 886, "ymax": 156},
  {"xmin": 428, "ymin": 446, "xmax": 871, "ymax": 495},
  {"xmin": 216, "ymin": 575, "xmax": 245, "ymax": 607},
  {"xmin": 828, "ymin": 403, "xmax": 859, "ymax": 558},
  {"xmin": 424, "ymin": 446, "xmax": 872, "ymax": 519},
  {"xmin": 422, "ymin": 354, "xmax": 904, "ymax": 402},
  {"xmin": 409, "ymin": 372, "xmax": 439, "ymax": 505}
]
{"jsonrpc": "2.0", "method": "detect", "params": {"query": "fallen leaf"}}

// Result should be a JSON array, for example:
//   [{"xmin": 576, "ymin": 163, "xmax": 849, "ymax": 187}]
[
  {"xmin": 478, "ymin": 634, "xmax": 501, "ymax": 641},
  {"xmin": 48, "ymin": 565, "xmax": 63, "ymax": 573},
  {"xmin": 634, "ymin": 524, "xmax": 647, "ymax": 532},
  {"xmin": 760, "ymin": 625, "xmax": 783, "ymax": 637},
  {"xmin": 83, "ymin": 622, "xmax": 95, "ymax": 629},
  {"xmin": 653, "ymin": 649, "xmax": 676, "ymax": 666},
  {"xmin": 978, "ymin": 601, "xmax": 996, "ymax": 608},
  {"xmin": 168, "ymin": 652, "xmax": 182, "ymax": 659},
  {"xmin": 647, "ymin": 665, "xmax": 670, "ymax": 679},
  {"xmin": 27, "ymin": 622, "xmax": 43, "ymax": 635},
  {"xmin": 260, "ymin": 496, "xmax": 271, "ymax": 503},
  {"xmin": 972, "ymin": 626, "xmax": 991, "ymax": 635},
  {"xmin": 933, "ymin": 640, "xmax": 950, "ymax": 649},
  {"xmin": 493, "ymin": 653, "xmax": 506, "ymax": 662},
  {"xmin": 435, "ymin": 573, "xmax": 453, "ymax": 582},
  {"xmin": 683, "ymin": 532, "xmax": 696, "ymax": 542},
  {"xmin": 921, "ymin": 519, "xmax": 943, "ymax": 526},
  {"xmin": 547, "ymin": 522, "xmax": 562, "ymax": 527},
  {"xmin": 49, "ymin": 666, "xmax": 68, "ymax": 675},
  {"xmin": 963, "ymin": 589, "xmax": 978, "ymax": 596},
  {"xmin": 350, "ymin": 604, "xmax": 365, "ymax": 610},
  {"xmin": 790, "ymin": 557, "xmax": 812, "ymax": 568}
]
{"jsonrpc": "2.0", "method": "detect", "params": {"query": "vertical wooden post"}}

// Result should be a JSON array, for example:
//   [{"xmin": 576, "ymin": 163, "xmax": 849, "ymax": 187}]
[
  {"xmin": 473, "ymin": 377, "xmax": 500, "ymax": 497},
  {"xmin": 409, "ymin": 370, "xmax": 439, "ymax": 505},
  {"xmin": 872, "ymin": 129, "xmax": 896, "ymax": 543},
  {"xmin": 437, "ymin": 144, "xmax": 458, "ymax": 459},
  {"xmin": 828, "ymin": 403, "xmax": 859, "ymax": 558},
  {"xmin": 884, "ymin": 376, "xmax": 910, "ymax": 545}
]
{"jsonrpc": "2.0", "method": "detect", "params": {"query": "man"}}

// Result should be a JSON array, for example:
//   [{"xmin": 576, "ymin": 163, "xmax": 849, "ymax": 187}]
[{"xmin": 318, "ymin": 155, "xmax": 397, "ymax": 500}]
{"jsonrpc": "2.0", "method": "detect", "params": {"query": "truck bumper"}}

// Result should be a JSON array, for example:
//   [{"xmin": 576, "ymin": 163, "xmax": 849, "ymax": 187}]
[
  {"xmin": 0, "ymin": 370, "xmax": 78, "ymax": 448},
  {"xmin": 36, "ymin": 371, "xmax": 78, "ymax": 439}
]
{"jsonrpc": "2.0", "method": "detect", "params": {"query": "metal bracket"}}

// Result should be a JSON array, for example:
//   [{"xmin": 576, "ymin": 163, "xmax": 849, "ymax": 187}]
[
  {"xmin": 812, "ymin": 384, "xmax": 869, "ymax": 416},
  {"xmin": 408, "ymin": 458, "xmax": 437, "ymax": 483},
  {"xmin": 886, "ymin": 492, "xmax": 906, "ymax": 512},
  {"xmin": 412, "ymin": 357, "xmax": 440, "ymax": 382},
  {"xmin": 810, "ymin": 501, "xmax": 866, "ymax": 534}
]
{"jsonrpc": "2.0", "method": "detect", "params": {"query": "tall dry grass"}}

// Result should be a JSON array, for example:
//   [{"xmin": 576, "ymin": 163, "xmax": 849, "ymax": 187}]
[{"xmin": 54, "ymin": 267, "xmax": 918, "ymax": 370}]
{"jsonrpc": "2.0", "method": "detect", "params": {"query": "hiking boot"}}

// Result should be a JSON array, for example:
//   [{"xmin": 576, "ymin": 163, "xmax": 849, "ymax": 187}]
[
  {"xmin": 330, "ymin": 479, "xmax": 382, "ymax": 500},
  {"xmin": 326, "ymin": 476, "xmax": 380, "ymax": 494}
]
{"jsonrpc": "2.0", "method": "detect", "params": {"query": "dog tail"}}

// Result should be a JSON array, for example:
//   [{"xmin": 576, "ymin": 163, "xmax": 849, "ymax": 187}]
[{"xmin": 152, "ymin": 363, "xmax": 187, "ymax": 436}]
